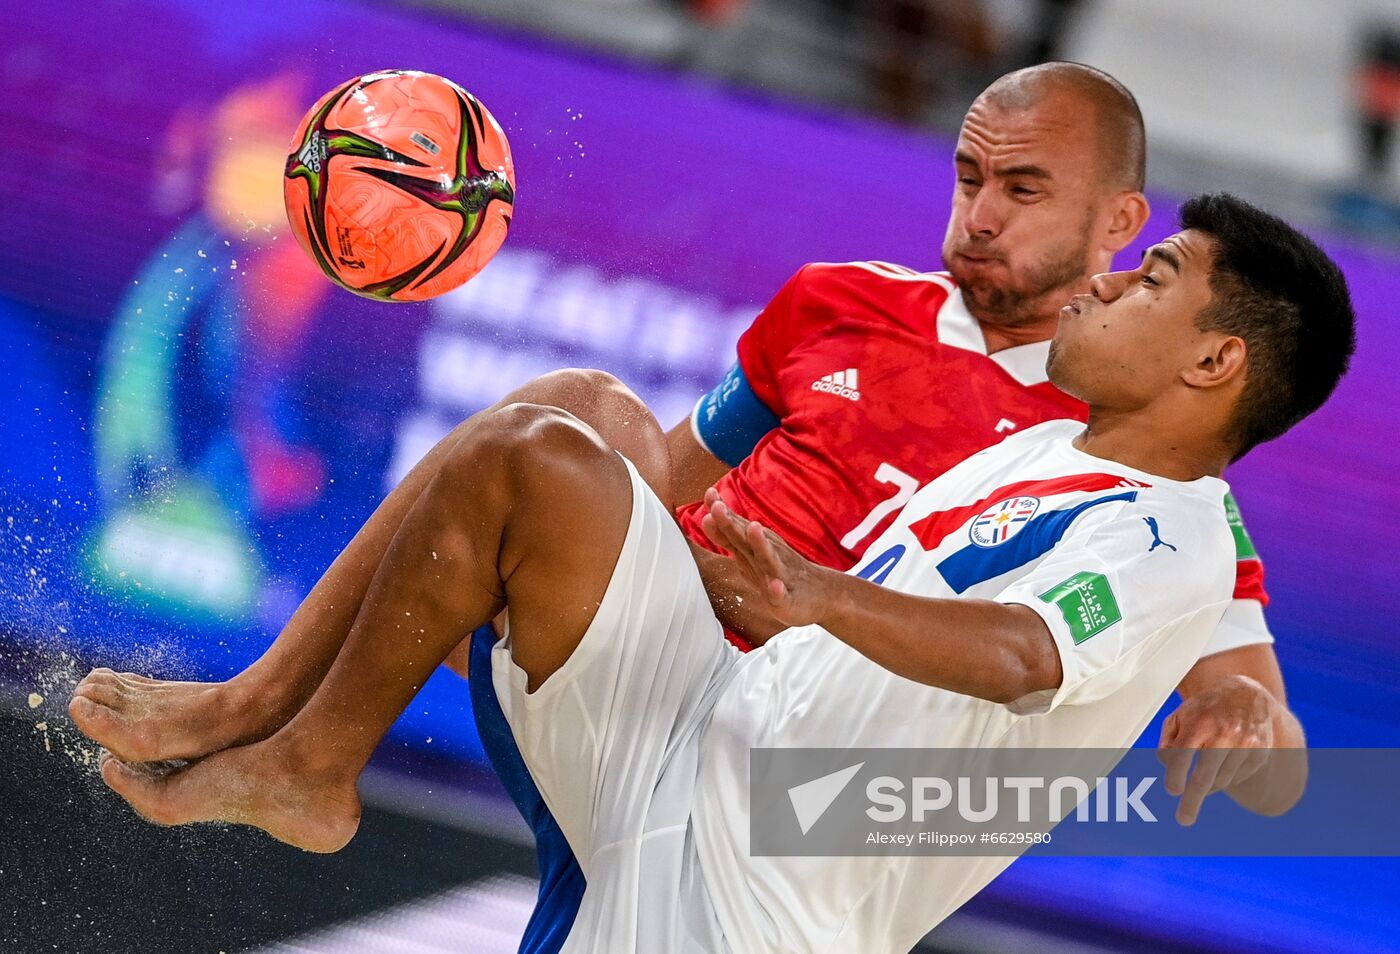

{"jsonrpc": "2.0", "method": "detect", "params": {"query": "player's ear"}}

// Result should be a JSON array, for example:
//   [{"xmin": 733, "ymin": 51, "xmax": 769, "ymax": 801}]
[
  {"xmin": 1182, "ymin": 333, "xmax": 1247, "ymax": 390},
  {"xmin": 1103, "ymin": 191, "xmax": 1150, "ymax": 253}
]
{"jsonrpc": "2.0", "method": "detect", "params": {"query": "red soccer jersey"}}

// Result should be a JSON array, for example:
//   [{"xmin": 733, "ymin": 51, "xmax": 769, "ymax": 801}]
[{"xmin": 674, "ymin": 262, "xmax": 1268, "ymax": 629}]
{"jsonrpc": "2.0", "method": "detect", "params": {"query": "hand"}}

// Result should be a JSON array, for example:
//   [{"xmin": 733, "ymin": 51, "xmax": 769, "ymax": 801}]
[
  {"xmin": 1156, "ymin": 675, "xmax": 1279, "ymax": 826},
  {"xmin": 699, "ymin": 489, "xmax": 835, "ymax": 627}
]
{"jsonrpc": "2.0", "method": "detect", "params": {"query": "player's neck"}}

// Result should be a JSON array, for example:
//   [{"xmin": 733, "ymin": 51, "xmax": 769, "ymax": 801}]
[
  {"xmin": 973, "ymin": 287, "xmax": 1080, "ymax": 355},
  {"xmin": 979, "ymin": 311, "xmax": 1060, "ymax": 354},
  {"xmin": 1074, "ymin": 409, "xmax": 1232, "ymax": 483}
]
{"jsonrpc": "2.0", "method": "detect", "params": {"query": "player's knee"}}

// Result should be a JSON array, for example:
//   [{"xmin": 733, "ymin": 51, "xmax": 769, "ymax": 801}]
[
  {"xmin": 533, "ymin": 368, "xmax": 670, "ymax": 502},
  {"xmin": 472, "ymin": 402, "xmax": 613, "ymax": 493},
  {"xmin": 530, "ymin": 368, "xmax": 657, "ymax": 435},
  {"xmin": 571, "ymin": 368, "xmax": 646, "ymax": 425},
  {"xmin": 530, "ymin": 367, "xmax": 628, "ymax": 406}
]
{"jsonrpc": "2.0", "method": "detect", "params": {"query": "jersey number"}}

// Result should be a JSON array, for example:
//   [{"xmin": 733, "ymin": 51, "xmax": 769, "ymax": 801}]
[
  {"xmin": 840, "ymin": 462, "xmax": 920, "ymax": 551},
  {"xmin": 855, "ymin": 544, "xmax": 905, "ymax": 585}
]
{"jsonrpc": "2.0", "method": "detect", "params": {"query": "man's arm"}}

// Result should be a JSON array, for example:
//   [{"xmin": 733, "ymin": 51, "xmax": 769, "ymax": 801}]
[
  {"xmin": 667, "ymin": 419, "xmax": 734, "ymax": 507},
  {"xmin": 702, "ymin": 492, "xmax": 1062, "ymax": 703},
  {"xmin": 670, "ymin": 359, "xmax": 785, "ymax": 506},
  {"xmin": 1157, "ymin": 493, "xmax": 1307, "ymax": 825},
  {"xmin": 1159, "ymin": 642, "xmax": 1307, "ymax": 824},
  {"xmin": 819, "ymin": 584, "xmax": 1061, "ymax": 704}
]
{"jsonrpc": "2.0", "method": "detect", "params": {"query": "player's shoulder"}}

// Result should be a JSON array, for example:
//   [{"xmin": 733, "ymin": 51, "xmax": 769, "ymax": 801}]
[
  {"xmin": 794, "ymin": 260, "xmax": 955, "ymax": 293},
  {"xmin": 785, "ymin": 261, "xmax": 957, "ymax": 333},
  {"xmin": 1124, "ymin": 482, "xmax": 1237, "ymax": 602},
  {"xmin": 1133, "ymin": 481, "xmax": 1234, "ymax": 546},
  {"xmin": 993, "ymin": 422, "xmax": 1233, "ymax": 547}
]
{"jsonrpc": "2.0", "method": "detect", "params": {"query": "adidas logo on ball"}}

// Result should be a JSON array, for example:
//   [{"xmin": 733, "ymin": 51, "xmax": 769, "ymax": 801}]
[{"xmin": 297, "ymin": 129, "xmax": 328, "ymax": 173}]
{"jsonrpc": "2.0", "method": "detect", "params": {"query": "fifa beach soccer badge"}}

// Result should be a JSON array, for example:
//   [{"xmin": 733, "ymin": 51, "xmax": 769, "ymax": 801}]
[
  {"xmin": 1037, "ymin": 571, "xmax": 1121, "ymax": 644},
  {"xmin": 969, "ymin": 496, "xmax": 1040, "ymax": 548}
]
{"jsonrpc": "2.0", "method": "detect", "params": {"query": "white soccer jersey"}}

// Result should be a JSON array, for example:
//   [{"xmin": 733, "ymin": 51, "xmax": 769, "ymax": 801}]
[{"xmin": 691, "ymin": 419, "xmax": 1237, "ymax": 953}]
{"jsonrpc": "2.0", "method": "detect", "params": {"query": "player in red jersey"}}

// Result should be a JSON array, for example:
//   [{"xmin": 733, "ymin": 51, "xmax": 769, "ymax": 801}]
[
  {"xmin": 667, "ymin": 66, "xmax": 1290, "ymax": 770},
  {"xmin": 70, "ymin": 63, "xmax": 1303, "ymax": 953},
  {"xmin": 652, "ymin": 75, "xmax": 1301, "ymax": 906},
  {"xmin": 678, "ymin": 260, "xmax": 1269, "ymax": 652}
]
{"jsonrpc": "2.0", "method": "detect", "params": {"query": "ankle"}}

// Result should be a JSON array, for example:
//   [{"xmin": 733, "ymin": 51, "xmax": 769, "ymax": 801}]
[
  {"xmin": 262, "ymin": 728, "xmax": 362, "ymax": 788},
  {"xmin": 216, "ymin": 675, "xmax": 299, "ymax": 742}
]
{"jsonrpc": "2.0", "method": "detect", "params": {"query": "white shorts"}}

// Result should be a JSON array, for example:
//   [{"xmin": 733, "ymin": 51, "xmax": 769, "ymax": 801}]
[{"xmin": 490, "ymin": 455, "xmax": 739, "ymax": 953}]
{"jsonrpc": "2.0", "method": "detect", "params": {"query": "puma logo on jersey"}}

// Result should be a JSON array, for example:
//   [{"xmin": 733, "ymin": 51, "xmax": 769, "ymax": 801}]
[
  {"xmin": 812, "ymin": 369, "xmax": 860, "ymax": 401},
  {"xmin": 1144, "ymin": 516, "xmax": 1177, "ymax": 553}
]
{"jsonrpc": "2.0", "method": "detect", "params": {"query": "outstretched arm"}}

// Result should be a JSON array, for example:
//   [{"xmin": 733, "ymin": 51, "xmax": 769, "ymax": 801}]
[{"xmin": 701, "ymin": 491, "xmax": 1062, "ymax": 703}]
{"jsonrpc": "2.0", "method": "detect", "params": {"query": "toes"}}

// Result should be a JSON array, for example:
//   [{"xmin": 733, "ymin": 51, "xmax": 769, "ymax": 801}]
[
  {"xmin": 68, "ymin": 694, "xmax": 117, "ymax": 735},
  {"xmin": 100, "ymin": 758, "xmax": 189, "ymax": 826},
  {"xmin": 69, "ymin": 695, "xmax": 152, "ymax": 760},
  {"xmin": 100, "ymin": 757, "xmax": 150, "ymax": 806},
  {"xmin": 75, "ymin": 668, "xmax": 117, "ymax": 691},
  {"xmin": 72, "ymin": 679, "xmax": 121, "ymax": 708}
]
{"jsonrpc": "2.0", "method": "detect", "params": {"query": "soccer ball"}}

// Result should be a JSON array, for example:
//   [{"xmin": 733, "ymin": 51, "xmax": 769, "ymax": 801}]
[{"xmin": 283, "ymin": 70, "xmax": 515, "ymax": 302}]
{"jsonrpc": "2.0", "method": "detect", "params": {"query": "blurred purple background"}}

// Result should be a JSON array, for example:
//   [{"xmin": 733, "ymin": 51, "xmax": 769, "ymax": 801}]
[{"xmin": 2, "ymin": 1, "xmax": 1397, "ymax": 951}]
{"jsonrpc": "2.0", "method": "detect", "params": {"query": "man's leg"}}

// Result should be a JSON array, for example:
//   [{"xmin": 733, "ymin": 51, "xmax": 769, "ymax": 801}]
[
  {"xmin": 97, "ymin": 402, "xmax": 651, "ymax": 852},
  {"xmin": 69, "ymin": 370, "xmax": 671, "ymax": 763}
]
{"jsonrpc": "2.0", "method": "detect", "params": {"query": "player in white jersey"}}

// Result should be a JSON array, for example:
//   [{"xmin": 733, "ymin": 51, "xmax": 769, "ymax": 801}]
[
  {"xmin": 83, "ymin": 193, "xmax": 1353, "ymax": 952},
  {"xmin": 693, "ymin": 419, "xmax": 1232, "ymax": 951}
]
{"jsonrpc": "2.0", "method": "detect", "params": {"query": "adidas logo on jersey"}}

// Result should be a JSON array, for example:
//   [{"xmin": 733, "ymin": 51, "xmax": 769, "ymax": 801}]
[{"xmin": 812, "ymin": 369, "xmax": 861, "ymax": 401}]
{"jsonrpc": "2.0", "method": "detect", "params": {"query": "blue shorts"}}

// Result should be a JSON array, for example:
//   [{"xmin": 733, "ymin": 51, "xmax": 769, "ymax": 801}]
[{"xmin": 469, "ymin": 623, "xmax": 584, "ymax": 953}]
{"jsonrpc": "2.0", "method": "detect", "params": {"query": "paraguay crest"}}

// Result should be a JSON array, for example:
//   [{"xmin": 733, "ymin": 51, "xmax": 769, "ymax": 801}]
[{"xmin": 969, "ymin": 495, "xmax": 1040, "ymax": 548}]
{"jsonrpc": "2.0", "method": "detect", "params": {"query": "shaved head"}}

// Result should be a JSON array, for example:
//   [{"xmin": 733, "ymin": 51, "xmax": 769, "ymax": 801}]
[
  {"xmin": 976, "ymin": 62, "xmax": 1145, "ymax": 192},
  {"xmin": 942, "ymin": 62, "xmax": 1151, "ymax": 337}
]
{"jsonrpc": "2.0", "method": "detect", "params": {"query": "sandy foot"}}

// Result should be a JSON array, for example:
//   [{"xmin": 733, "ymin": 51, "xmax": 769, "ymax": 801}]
[{"xmin": 99, "ymin": 740, "xmax": 361, "ymax": 854}]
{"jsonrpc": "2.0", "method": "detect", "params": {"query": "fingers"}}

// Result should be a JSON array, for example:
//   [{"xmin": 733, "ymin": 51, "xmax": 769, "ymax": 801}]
[
  {"xmin": 1239, "ymin": 746, "xmax": 1271, "ymax": 785},
  {"xmin": 1159, "ymin": 746, "xmax": 1195, "ymax": 797},
  {"xmin": 733, "ymin": 516, "xmax": 789, "ymax": 605},
  {"xmin": 706, "ymin": 497, "xmax": 762, "ymax": 567},
  {"xmin": 1207, "ymin": 750, "xmax": 1248, "ymax": 798},
  {"xmin": 705, "ymin": 496, "xmax": 749, "ymax": 549},
  {"xmin": 700, "ymin": 512, "xmax": 730, "ymax": 554},
  {"xmin": 700, "ymin": 506, "xmax": 744, "ymax": 557},
  {"xmin": 706, "ymin": 498, "xmax": 791, "ymax": 606},
  {"xmin": 1161, "ymin": 731, "xmax": 1277, "ymax": 826},
  {"xmin": 746, "ymin": 520, "xmax": 786, "ymax": 582},
  {"xmin": 1161, "ymin": 718, "xmax": 1228, "ymax": 821},
  {"xmin": 1176, "ymin": 747, "xmax": 1229, "ymax": 826},
  {"xmin": 702, "ymin": 502, "xmax": 780, "ymax": 596},
  {"xmin": 1159, "ymin": 709, "xmax": 1181, "ymax": 747},
  {"xmin": 1173, "ymin": 745, "xmax": 1266, "ymax": 826}
]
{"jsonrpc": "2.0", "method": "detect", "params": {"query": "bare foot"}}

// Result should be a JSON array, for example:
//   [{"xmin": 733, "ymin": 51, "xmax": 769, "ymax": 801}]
[
  {"xmin": 99, "ymin": 739, "xmax": 362, "ymax": 854},
  {"xmin": 69, "ymin": 669, "xmax": 273, "ymax": 763}
]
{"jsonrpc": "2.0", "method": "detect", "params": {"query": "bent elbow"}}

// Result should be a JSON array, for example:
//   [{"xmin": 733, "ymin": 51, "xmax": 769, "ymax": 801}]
[
  {"xmin": 970, "ymin": 603, "xmax": 1063, "ymax": 705},
  {"xmin": 982, "ymin": 644, "xmax": 1061, "ymax": 706}
]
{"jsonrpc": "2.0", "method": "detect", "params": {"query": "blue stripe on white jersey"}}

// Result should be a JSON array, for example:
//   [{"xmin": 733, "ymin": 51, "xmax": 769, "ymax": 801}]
[{"xmin": 936, "ymin": 491, "xmax": 1140, "ymax": 593}]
